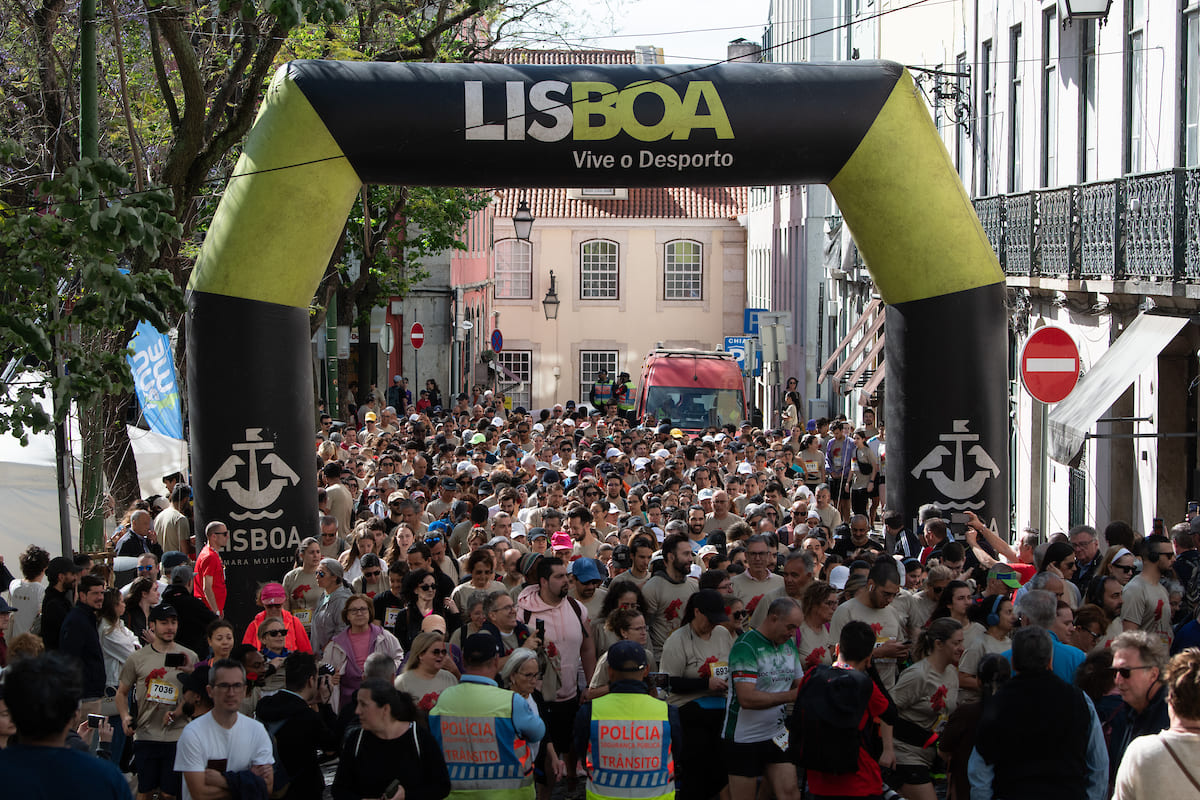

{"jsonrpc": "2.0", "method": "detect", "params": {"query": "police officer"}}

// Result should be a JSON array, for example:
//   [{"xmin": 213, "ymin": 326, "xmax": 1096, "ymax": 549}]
[
  {"xmin": 430, "ymin": 633, "xmax": 546, "ymax": 800},
  {"xmin": 574, "ymin": 640, "xmax": 682, "ymax": 800},
  {"xmin": 616, "ymin": 372, "xmax": 637, "ymax": 422},
  {"xmin": 589, "ymin": 369, "xmax": 617, "ymax": 415}
]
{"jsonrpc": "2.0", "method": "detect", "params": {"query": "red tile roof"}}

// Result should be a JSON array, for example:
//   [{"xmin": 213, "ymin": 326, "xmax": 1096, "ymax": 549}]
[
  {"xmin": 493, "ymin": 48, "xmax": 638, "ymax": 65},
  {"xmin": 493, "ymin": 187, "xmax": 747, "ymax": 220}
]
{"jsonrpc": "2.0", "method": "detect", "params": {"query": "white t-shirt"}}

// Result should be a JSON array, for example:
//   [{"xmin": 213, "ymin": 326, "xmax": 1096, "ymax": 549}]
[
  {"xmin": 174, "ymin": 712, "xmax": 274, "ymax": 800},
  {"xmin": 7, "ymin": 578, "xmax": 46, "ymax": 638}
]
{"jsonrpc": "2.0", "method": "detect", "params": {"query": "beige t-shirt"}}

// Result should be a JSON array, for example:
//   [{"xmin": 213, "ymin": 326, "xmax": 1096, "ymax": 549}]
[
  {"xmin": 702, "ymin": 513, "xmax": 744, "ymax": 535},
  {"xmin": 731, "ymin": 571, "xmax": 784, "ymax": 611},
  {"xmin": 643, "ymin": 574, "xmax": 699, "ymax": 659},
  {"xmin": 394, "ymin": 669, "xmax": 459, "ymax": 709},
  {"xmin": 795, "ymin": 621, "xmax": 836, "ymax": 671},
  {"xmin": 892, "ymin": 658, "xmax": 959, "ymax": 768},
  {"xmin": 588, "ymin": 648, "xmax": 659, "ymax": 693},
  {"xmin": 118, "ymin": 643, "xmax": 199, "ymax": 742},
  {"xmin": 659, "ymin": 623, "xmax": 734, "ymax": 707},
  {"xmin": 830, "ymin": 597, "xmax": 905, "ymax": 688},
  {"xmin": 1122, "ymin": 575, "xmax": 1174, "ymax": 648},
  {"xmin": 901, "ymin": 593, "xmax": 938, "ymax": 642},
  {"xmin": 957, "ymin": 632, "xmax": 1010, "ymax": 705},
  {"xmin": 1113, "ymin": 730, "xmax": 1200, "ymax": 800},
  {"xmin": 283, "ymin": 568, "xmax": 324, "ymax": 629}
]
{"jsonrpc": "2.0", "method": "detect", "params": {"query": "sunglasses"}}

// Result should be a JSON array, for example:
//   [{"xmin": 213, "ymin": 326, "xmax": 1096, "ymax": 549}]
[
  {"xmin": 1111, "ymin": 665, "xmax": 1155, "ymax": 679},
  {"xmin": 137, "ymin": 565, "xmax": 154, "ymax": 572},
  {"xmin": 424, "ymin": 536, "xmax": 443, "ymax": 545},
  {"xmin": 428, "ymin": 648, "xmax": 448, "ymax": 656},
  {"xmin": 363, "ymin": 570, "xmax": 382, "ymax": 578},
  {"xmin": 264, "ymin": 630, "xmax": 286, "ymax": 637},
  {"xmin": 732, "ymin": 610, "xmax": 749, "ymax": 620},
  {"xmin": 1113, "ymin": 563, "xmax": 1135, "ymax": 573},
  {"xmin": 419, "ymin": 583, "xmax": 437, "ymax": 591}
]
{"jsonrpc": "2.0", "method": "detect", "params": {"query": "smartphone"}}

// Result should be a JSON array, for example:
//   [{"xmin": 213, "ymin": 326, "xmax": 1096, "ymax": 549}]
[
  {"xmin": 535, "ymin": 619, "xmax": 546, "ymax": 639},
  {"xmin": 383, "ymin": 779, "xmax": 401, "ymax": 799},
  {"xmin": 87, "ymin": 714, "xmax": 105, "ymax": 728},
  {"xmin": 1189, "ymin": 501, "xmax": 1199, "ymax": 518},
  {"xmin": 165, "ymin": 652, "xmax": 186, "ymax": 668}
]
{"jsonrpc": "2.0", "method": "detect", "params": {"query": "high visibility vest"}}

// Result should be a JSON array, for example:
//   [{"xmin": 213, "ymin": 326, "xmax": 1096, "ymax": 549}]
[
  {"xmin": 618, "ymin": 382, "xmax": 636, "ymax": 411},
  {"xmin": 429, "ymin": 680, "xmax": 533, "ymax": 800},
  {"xmin": 594, "ymin": 380, "xmax": 614, "ymax": 404},
  {"xmin": 586, "ymin": 692, "xmax": 675, "ymax": 800}
]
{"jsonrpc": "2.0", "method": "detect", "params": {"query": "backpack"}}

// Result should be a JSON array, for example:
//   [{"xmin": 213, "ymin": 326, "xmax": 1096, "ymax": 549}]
[
  {"xmin": 1182, "ymin": 558, "xmax": 1200, "ymax": 621},
  {"xmin": 791, "ymin": 665, "xmax": 875, "ymax": 774},
  {"xmin": 522, "ymin": 596, "xmax": 588, "ymax": 702}
]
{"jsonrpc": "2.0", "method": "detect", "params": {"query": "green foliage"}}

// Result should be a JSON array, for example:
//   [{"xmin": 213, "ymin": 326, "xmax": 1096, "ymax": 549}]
[{"xmin": 0, "ymin": 146, "xmax": 184, "ymax": 444}]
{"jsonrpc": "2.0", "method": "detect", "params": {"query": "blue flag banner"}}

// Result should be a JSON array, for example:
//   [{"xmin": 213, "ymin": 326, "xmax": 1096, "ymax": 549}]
[{"xmin": 127, "ymin": 321, "xmax": 183, "ymax": 440}]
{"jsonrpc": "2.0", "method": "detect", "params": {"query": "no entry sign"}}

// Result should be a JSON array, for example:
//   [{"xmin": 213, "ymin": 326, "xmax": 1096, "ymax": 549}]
[
  {"xmin": 410, "ymin": 322, "xmax": 424, "ymax": 350},
  {"xmin": 1021, "ymin": 326, "xmax": 1080, "ymax": 404}
]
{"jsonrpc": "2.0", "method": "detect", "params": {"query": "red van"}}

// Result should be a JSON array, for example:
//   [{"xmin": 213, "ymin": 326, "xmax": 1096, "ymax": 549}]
[{"xmin": 635, "ymin": 349, "xmax": 748, "ymax": 431}]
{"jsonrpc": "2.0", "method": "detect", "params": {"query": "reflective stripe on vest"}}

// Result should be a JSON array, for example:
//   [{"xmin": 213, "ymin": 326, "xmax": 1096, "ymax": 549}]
[
  {"xmin": 618, "ymin": 382, "xmax": 636, "ymax": 411},
  {"xmin": 429, "ymin": 681, "xmax": 532, "ymax": 791},
  {"xmin": 594, "ymin": 382, "xmax": 613, "ymax": 403},
  {"xmin": 587, "ymin": 692, "xmax": 674, "ymax": 800}
]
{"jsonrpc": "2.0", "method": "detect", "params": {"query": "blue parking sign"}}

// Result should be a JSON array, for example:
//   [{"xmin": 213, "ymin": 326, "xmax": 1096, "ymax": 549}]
[{"xmin": 744, "ymin": 308, "xmax": 768, "ymax": 335}]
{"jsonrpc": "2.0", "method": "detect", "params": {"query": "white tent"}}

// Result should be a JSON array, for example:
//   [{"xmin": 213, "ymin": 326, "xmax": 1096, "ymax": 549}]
[
  {"xmin": 126, "ymin": 424, "xmax": 189, "ymax": 499},
  {"xmin": 0, "ymin": 382, "xmax": 81, "ymax": 560}
]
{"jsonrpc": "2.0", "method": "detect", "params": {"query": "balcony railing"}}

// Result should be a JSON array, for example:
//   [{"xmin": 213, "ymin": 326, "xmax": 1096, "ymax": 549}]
[{"xmin": 973, "ymin": 167, "xmax": 1200, "ymax": 281}]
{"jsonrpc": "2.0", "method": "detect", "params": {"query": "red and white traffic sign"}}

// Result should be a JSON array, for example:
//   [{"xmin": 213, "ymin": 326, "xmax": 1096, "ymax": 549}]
[
  {"xmin": 1021, "ymin": 326, "xmax": 1080, "ymax": 404},
  {"xmin": 410, "ymin": 322, "xmax": 424, "ymax": 350}
]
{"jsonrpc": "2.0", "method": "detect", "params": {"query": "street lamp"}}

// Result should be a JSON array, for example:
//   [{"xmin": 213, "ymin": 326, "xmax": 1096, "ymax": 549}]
[
  {"xmin": 1059, "ymin": 0, "xmax": 1112, "ymax": 25},
  {"xmin": 542, "ymin": 271, "xmax": 560, "ymax": 320},
  {"xmin": 513, "ymin": 197, "xmax": 534, "ymax": 241}
]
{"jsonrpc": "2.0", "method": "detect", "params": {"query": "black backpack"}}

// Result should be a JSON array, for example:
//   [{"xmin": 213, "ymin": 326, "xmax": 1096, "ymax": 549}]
[{"xmin": 791, "ymin": 665, "xmax": 875, "ymax": 774}]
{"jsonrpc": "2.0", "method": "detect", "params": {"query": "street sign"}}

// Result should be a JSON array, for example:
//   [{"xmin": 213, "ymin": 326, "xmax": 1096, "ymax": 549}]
[
  {"xmin": 410, "ymin": 322, "xmax": 424, "ymax": 350},
  {"xmin": 491, "ymin": 329, "xmax": 504, "ymax": 353},
  {"xmin": 379, "ymin": 322, "xmax": 394, "ymax": 354},
  {"xmin": 724, "ymin": 336, "xmax": 762, "ymax": 376},
  {"xmin": 1020, "ymin": 326, "xmax": 1080, "ymax": 404},
  {"xmin": 743, "ymin": 308, "xmax": 768, "ymax": 336}
]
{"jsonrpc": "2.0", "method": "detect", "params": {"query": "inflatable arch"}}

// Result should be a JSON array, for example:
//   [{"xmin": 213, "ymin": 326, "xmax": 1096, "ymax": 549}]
[{"xmin": 188, "ymin": 60, "xmax": 1007, "ymax": 623}]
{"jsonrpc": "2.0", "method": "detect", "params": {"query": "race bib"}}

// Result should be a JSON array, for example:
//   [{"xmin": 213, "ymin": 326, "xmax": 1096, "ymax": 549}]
[
  {"xmin": 712, "ymin": 662, "xmax": 729, "ymax": 681},
  {"xmin": 772, "ymin": 729, "xmax": 790, "ymax": 751},
  {"xmin": 385, "ymin": 607, "xmax": 400, "ymax": 628},
  {"xmin": 293, "ymin": 609, "xmax": 312, "ymax": 626},
  {"xmin": 147, "ymin": 680, "xmax": 178, "ymax": 705},
  {"xmin": 874, "ymin": 634, "xmax": 895, "ymax": 664}
]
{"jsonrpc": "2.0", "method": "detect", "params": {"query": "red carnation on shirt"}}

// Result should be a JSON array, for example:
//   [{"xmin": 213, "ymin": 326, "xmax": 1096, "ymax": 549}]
[
  {"xmin": 746, "ymin": 595, "xmax": 764, "ymax": 614},
  {"xmin": 870, "ymin": 622, "xmax": 883, "ymax": 635},
  {"xmin": 546, "ymin": 641, "xmax": 558, "ymax": 657},
  {"xmin": 665, "ymin": 598, "xmax": 683, "ymax": 621},
  {"xmin": 698, "ymin": 656, "xmax": 719, "ymax": 679},
  {"xmin": 1154, "ymin": 599, "xmax": 1164, "ymax": 621},
  {"xmin": 145, "ymin": 667, "xmax": 168, "ymax": 689},
  {"xmin": 292, "ymin": 585, "xmax": 311, "ymax": 600},
  {"xmin": 930, "ymin": 685, "xmax": 948, "ymax": 712},
  {"xmin": 804, "ymin": 648, "xmax": 826, "ymax": 670},
  {"xmin": 418, "ymin": 692, "xmax": 439, "ymax": 711}
]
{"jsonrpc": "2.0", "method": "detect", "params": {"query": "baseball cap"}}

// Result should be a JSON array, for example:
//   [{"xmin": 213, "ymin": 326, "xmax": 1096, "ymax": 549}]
[
  {"xmin": 148, "ymin": 603, "xmax": 179, "ymax": 622},
  {"xmin": 606, "ymin": 447, "xmax": 622, "ymax": 459},
  {"xmin": 487, "ymin": 536, "xmax": 511, "ymax": 549},
  {"xmin": 365, "ymin": 412, "xmax": 377, "ymax": 421},
  {"xmin": 633, "ymin": 457, "xmax": 651, "ymax": 471},
  {"xmin": 440, "ymin": 477, "xmax": 459, "ymax": 490},
  {"xmin": 692, "ymin": 588, "xmax": 730, "ymax": 623},
  {"xmin": 528, "ymin": 527, "xmax": 548, "ymax": 541},
  {"xmin": 987, "ymin": 565, "xmax": 1022, "ymax": 588},
  {"xmin": 261, "ymin": 582, "xmax": 287, "ymax": 605},
  {"xmin": 542, "ymin": 469, "xmax": 561, "ymax": 485},
  {"xmin": 0, "ymin": 597, "xmax": 14, "ymax": 614},
  {"xmin": 519, "ymin": 552, "xmax": 544, "ymax": 575},
  {"xmin": 470, "ymin": 433, "xmax": 487, "ymax": 445},
  {"xmin": 697, "ymin": 545, "xmax": 719, "ymax": 559},
  {"xmin": 698, "ymin": 488, "xmax": 715, "ymax": 501},
  {"xmin": 607, "ymin": 640, "xmax": 648, "ymax": 672},
  {"xmin": 736, "ymin": 462, "xmax": 754, "ymax": 475},
  {"xmin": 550, "ymin": 532, "xmax": 573, "ymax": 551},
  {"xmin": 569, "ymin": 558, "xmax": 604, "ymax": 584},
  {"xmin": 462, "ymin": 632, "xmax": 502, "ymax": 663},
  {"xmin": 828, "ymin": 565, "xmax": 851, "ymax": 590}
]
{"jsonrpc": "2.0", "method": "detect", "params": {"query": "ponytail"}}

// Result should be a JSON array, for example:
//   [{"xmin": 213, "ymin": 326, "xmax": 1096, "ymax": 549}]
[{"xmin": 915, "ymin": 617, "xmax": 962, "ymax": 660}]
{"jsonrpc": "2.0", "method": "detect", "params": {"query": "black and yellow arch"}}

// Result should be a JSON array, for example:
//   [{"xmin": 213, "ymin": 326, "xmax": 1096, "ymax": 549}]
[{"xmin": 189, "ymin": 60, "xmax": 1006, "ymax": 623}]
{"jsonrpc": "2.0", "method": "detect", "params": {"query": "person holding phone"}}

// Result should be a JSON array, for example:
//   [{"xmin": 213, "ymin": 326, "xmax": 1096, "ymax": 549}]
[{"xmin": 115, "ymin": 604, "xmax": 197, "ymax": 800}]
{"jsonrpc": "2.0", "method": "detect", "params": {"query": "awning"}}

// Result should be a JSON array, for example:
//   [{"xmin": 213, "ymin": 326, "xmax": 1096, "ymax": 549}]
[
  {"xmin": 858, "ymin": 362, "xmax": 885, "ymax": 404},
  {"xmin": 819, "ymin": 298, "xmax": 884, "ymax": 391},
  {"xmin": 1048, "ymin": 313, "xmax": 1189, "ymax": 463}
]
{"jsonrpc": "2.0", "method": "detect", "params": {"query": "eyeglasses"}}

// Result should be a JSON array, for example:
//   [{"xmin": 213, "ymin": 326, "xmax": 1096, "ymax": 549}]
[
  {"xmin": 214, "ymin": 682, "xmax": 246, "ymax": 692},
  {"xmin": 1111, "ymin": 665, "xmax": 1155, "ymax": 679},
  {"xmin": 428, "ymin": 648, "xmax": 448, "ymax": 656},
  {"xmin": 1154, "ymin": 551, "xmax": 1175, "ymax": 560},
  {"xmin": 424, "ymin": 536, "xmax": 443, "ymax": 545},
  {"xmin": 1062, "ymin": 560, "xmax": 1077, "ymax": 569},
  {"xmin": 389, "ymin": 501, "xmax": 404, "ymax": 508},
  {"xmin": 1071, "ymin": 539, "xmax": 1094, "ymax": 549},
  {"xmin": 492, "ymin": 603, "xmax": 516, "ymax": 613},
  {"xmin": 137, "ymin": 565, "xmax": 154, "ymax": 572},
  {"xmin": 315, "ymin": 571, "xmax": 326, "ymax": 577},
  {"xmin": 1112, "ymin": 563, "xmax": 1136, "ymax": 574},
  {"xmin": 347, "ymin": 607, "xmax": 370, "ymax": 615},
  {"xmin": 264, "ymin": 630, "xmax": 286, "ymax": 637},
  {"xmin": 419, "ymin": 583, "xmax": 437, "ymax": 591},
  {"xmin": 732, "ymin": 610, "xmax": 749, "ymax": 620},
  {"xmin": 363, "ymin": 570, "xmax": 382, "ymax": 578},
  {"xmin": 1082, "ymin": 628, "xmax": 1102, "ymax": 641},
  {"xmin": 748, "ymin": 551, "xmax": 772, "ymax": 559}
]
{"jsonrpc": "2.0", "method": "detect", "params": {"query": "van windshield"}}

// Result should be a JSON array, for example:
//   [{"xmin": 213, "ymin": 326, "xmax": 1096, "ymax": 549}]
[{"xmin": 643, "ymin": 386, "xmax": 744, "ymax": 429}]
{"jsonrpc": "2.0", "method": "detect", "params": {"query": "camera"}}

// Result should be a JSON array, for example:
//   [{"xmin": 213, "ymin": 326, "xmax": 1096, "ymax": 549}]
[{"xmin": 319, "ymin": 662, "xmax": 336, "ymax": 676}]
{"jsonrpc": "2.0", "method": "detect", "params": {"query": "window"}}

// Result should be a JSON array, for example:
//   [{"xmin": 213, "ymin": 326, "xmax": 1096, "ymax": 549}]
[
  {"xmin": 579, "ymin": 350, "xmax": 618, "ymax": 404},
  {"xmin": 664, "ymin": 240, "xmax": 703, "ymax": 299},
  {"xmin": 1184, "ymin": 5, "xmax": 1199, "ymax": 167},
  {"xmin": 494, "ymin": 239, "xmax": 531, "ymax": 299},
  {"xmin": 1041, "ymin": 8, "xmax": 1058, "ymax": 186},
  {"xmin": 1009, "ymin": 25, "xmax": 1023, "ymax": 192},
  {"xmin": 495, "ymin": 350, "xmax": 531, "ymax": 410},
  {"xmin": 1125, "ymin": 0, "xmax": 1146, "ymax": 173},
  {"xmin": 580, "ymin": 188, "xmax": 615, "ymax": 196},
  {"xmin": 981, "ymin": 39, "xmax": 994, "ymax": 195},
  {"xmin": 1081, "ymin": 22, "xmax": 1099, "ymax": 180},
  {"xmin": 580, "ymin": 239, "xmax": 618, "ymax": 299}
]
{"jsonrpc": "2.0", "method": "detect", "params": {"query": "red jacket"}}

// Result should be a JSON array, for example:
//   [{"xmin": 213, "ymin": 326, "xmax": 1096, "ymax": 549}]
[{"xmin": 242, "ymin": 609, "xmax": 313, "ymax": 653}]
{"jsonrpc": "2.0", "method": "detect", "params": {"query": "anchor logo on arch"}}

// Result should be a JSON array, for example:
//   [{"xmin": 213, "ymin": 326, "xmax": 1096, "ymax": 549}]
[
  {"xmin": 209, "ymin": 428, "xmax": 300, "ymax": 520},
  {"xmin": 910, "ymin": 419, "xmax": 999, "ymax": 510}
]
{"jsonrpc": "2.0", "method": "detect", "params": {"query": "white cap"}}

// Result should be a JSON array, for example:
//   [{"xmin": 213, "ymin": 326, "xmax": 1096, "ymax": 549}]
[
  {"xmin": 606, "ymin": 447, "xmax": 622, "ymax": 459},
  {"xmin": 492, "ymin": 416, "xmax": 506, "ymax": 427},
  {"xmin": 562, "ymin": 418, "xmax": 576, "ymax": 427},
  {"xmin": 736, "ymin": 462, "xmax": 754, "ymax": 475},
  {"xmin": 533, "ymin": 422, "xmax": 545, "ymax": 432},
  {"xmin": 653, "ymin": 448, "xmax": 670, "ymax": 459},
  {"xmin": 633, "ymin": 457, "xmax": 651, "ymax": 470},
  {"xmin": 829, "ymin": 565, "xmax": 851, "ymax": 590},
  {"xmin": 698, "ymin": 488, "xmax": 715, "ymax": 501}
]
